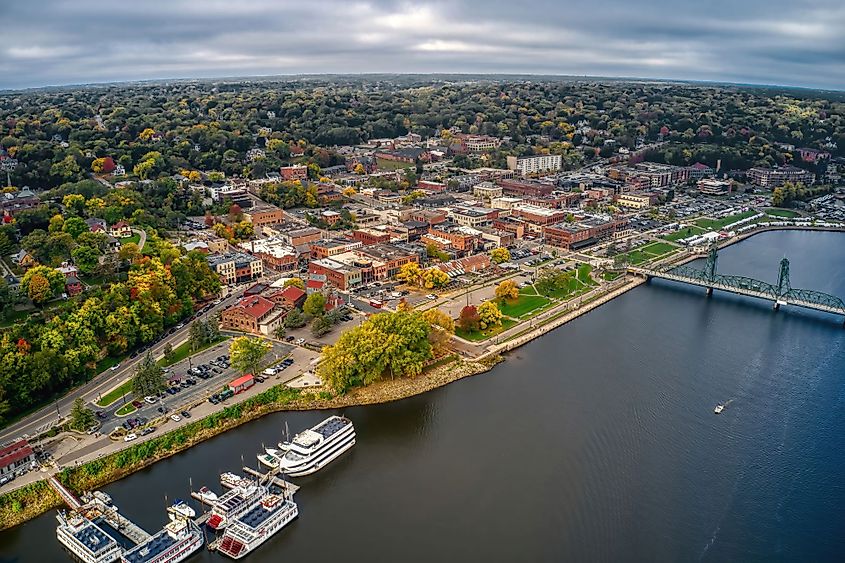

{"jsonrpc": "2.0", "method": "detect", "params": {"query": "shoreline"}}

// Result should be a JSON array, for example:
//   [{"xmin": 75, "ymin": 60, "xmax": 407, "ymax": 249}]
[{"xmin": 2, "ymin": 226, "xmax": 841, "ymax": 532}]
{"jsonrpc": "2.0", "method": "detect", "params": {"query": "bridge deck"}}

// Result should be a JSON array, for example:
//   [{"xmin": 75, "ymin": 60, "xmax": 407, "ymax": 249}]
[{"xmin": 631, "ymin": 268, "xmax": 845, "ymax": 317}]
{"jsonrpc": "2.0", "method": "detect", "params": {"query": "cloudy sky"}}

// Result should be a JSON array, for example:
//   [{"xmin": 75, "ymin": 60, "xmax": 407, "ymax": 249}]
[{"xmin": 1, "ymin": 0, "xmax": 844, "ymax": 90}]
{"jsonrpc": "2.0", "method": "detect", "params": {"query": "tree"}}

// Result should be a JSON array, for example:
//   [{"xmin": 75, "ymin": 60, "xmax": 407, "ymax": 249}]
[
  {"xmin": 490, "ymin": 247, "xmax": 511, "ymax": 264},
  {"xmin": 71, "ymin": 245, "xmax": 100, "ymax": 275},
  {"xmin": 62, "ymin": 216, "xmax": 89, "ymax": 239},
  {"xmin": 21, "ymin": 266, "xmax": 65, "ymax": 304},
  {"xmin": 62, "ymin": 194, "xmax": 86, "ymax": 216},
  {"xmin": 495, "ymin": 280, "xmax": 520, "ymax": 301},
  {"xmin": 283, "ymin": 277, "xmax": 305, "ymax": 289},
  {"xmin": 229, "ymin": 336, "xmax": 271, "ymax": 375},
  {"xmin": 421, "ymin": 268, "xmax": 450, "ymax": 289},
  {"xmin": 397, "ymin": 262, "xmax": 424, "ymax": 286},
  {"xmin": 422, "ymin": 307, "xmax": 455, "ymax": 354},
  {"xmin": 119, "ymin": 242, "xmax": 140, "ymax": 262},
  {"xmin": 303, "ymin": 292, "xmax": 326, "ymax": 318},
  {"xmin": 284, "ymin": 308, "xmax": 306, "ymax": 328},
  {"xmin": 426, "ymin": 243, "xmax": 449, "ymax": 262},
  {"xmin": 163, "ymin": 342, "xmax": 174, "ymax": 364},
  {"xmin": 138, "ymin": 128, "xmax": 156, "ymax": 141},
  {"xmin": 131, "ymin": 352, "xmax": 167, "ymax": 397},
  {"xmin": 273, "ymin": 325, "xmax": 286, "ymax": 340},
  {"xmin": 311, "ymin": 315, "xmax": 333, "ymax": 336},
  {"xmin": 477, "ymin": 301, "xmax": 503, "ymax": 330},
  {"xmin": 772, "ymin": 187, "xmax": 786, "ymax": 207},
  {"xmin": 317, "ymin": 310, "xmax": 433, "ymax": 392},
  {"xmin": 458, "ymin": 305, "xmax": 480, "ymax": 332},
  {"xmin": 69, "ymin": 397, "xmax": 95, "ymax": 432}
]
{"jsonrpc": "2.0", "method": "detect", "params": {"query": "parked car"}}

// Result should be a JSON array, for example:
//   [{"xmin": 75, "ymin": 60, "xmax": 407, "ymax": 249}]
[
  {"xmin": 180, "ymin": 411, "xmax": 191, "ymax": 418},
  {"xmin": 131, "ymin": 400, "xmax": 143, "ymax": 408},
  {"xmin": 166, "ymin": 387, "xmax": 177, "ymax": 395},
  {"xmin": 208, "ymin": 396, "xmax": 219, "ymax": 405},
  {"xmin": 124, "ymin": 433, "xmax": 137, "ymax": 442},
  {"xmin": 426, "ymin": 294, "xmax": 437, "ymax": 300},
  {"xmin": 140, "ymin": 427, "xmax": 155, "ymax": 436},
  {"xmin": 144, "ymin": 396, "xmax": 157, "ymax": 404},
  {"xmin": 170, "ymin": 414, "xmax": 181, "ymax": 422},
  {"xmin": 95, "ymin": 410, "xmax": 106, "ymax": 419},
  {"xmin": 110, "ymin": 363, "xmax": 121, "ymax": 371}
]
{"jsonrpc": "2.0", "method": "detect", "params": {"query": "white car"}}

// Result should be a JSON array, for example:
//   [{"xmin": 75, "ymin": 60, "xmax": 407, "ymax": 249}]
[
  {"xmin": 176, "ymin": 323, "xmax": 184, "ymax": 329},
  {"xmin": 213, "ymin": 299, "xmax": 222, "ymax": 305},
  {"xmin": 170, "ymin": 414, "xmax": 181, "ymax": 422},
  {"xmin": 144, "ymin": 396, "xmax": 157, "ymax": 404},
  {"xmin": 426, "ymin": 294, "xmax": 437, "ymax": 300},
  {"xmin": 110, "ymin": 363, "xmax": 121, "ymax": 371},
  {"xmin": 296, "ymin": 338, "xmax": 305, "ymax": 345},
  {"xmin": 124, "ymin": 433, "xmax": 137, "ymax": 442}
]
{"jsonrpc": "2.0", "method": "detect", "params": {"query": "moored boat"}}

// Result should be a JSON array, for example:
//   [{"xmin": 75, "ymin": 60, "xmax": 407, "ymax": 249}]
[
  {"xmin": 276, "ymin": 416, "xmax": 355, "ymax": 477},
  {"xmin": 206, "ymin": 483, "xmax": 267, "ymax": 531},
  {"xmin": 216, "ymin": 494, "xmax": 298, "ymax": 559}
]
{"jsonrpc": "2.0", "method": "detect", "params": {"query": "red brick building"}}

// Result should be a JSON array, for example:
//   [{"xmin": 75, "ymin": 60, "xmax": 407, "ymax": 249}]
[
  {"xmin": 352, "ymin": 228, "xmax": 391, "ymax": 246},
  {"xmin": 280, "ymin": 165, "xmax": 308, "ymax": 181},
  {"xmin": 220, "ymin": 295, "xmax": 284, "ymax": 335}
]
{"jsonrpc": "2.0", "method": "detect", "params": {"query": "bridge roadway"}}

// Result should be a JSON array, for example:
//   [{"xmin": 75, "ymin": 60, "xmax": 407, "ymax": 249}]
[{"xmin": 629, "ymin": 267, "xmax": 845, "ymax": 320}]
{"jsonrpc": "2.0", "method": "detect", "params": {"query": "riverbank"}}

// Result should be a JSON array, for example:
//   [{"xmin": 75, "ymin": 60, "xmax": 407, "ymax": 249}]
[{"xmin": 0, "ymin": 353, "xmax": 502, "ymax": 531}]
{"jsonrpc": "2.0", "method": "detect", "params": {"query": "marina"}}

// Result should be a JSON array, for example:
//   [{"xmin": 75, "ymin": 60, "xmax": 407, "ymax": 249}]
[{"xmin": 48, "ymin": 416, "xmax": 346, "ymax": 561}]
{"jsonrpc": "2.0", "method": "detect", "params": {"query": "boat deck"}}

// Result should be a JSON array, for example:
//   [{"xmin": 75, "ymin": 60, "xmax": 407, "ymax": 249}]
[{"xmin": 242, "ymin": 466, "xmax": 300, "ymax": 495}]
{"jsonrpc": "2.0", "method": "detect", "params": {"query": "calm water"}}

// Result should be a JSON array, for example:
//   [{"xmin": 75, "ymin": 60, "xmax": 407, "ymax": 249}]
[{"xmin": 2, "ymin": 230, "xmax": 845, "ymax": 563}]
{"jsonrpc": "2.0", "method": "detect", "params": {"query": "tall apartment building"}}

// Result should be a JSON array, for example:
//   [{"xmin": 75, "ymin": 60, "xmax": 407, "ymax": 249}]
[{"xmin": 506, "ymin": 154, "xmax": 562, "ymax": 176}]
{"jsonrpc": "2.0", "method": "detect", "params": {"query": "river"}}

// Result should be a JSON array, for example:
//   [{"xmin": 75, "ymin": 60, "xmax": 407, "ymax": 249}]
[{"xmin": 2, "ymin": 230, "xmax": 845, "ymax": 562}]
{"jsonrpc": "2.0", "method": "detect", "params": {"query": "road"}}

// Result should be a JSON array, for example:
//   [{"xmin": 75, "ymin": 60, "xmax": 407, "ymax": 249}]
[
  {"xmin": 0, "ymin": 285, "xmax": 248, "ymax": 445},
  {"xmin": 132, "ymin": 228, "xmax": 147, "ymax": 251}
]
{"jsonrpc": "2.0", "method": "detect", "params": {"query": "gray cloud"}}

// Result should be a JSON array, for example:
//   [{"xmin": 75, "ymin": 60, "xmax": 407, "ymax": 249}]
[{"xmin": 0, "ymin": 0, "xmax": 843, "ymax": 89}]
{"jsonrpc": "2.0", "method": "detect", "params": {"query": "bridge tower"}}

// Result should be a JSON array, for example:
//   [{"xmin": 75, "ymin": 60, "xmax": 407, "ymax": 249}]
[
  {"xmin": 774, "ymin": 257, "xmax": 791, "ymax": 310},
  {"xmin": 704, "ymin": 244, "xmax": 718, "ymax": 296}
]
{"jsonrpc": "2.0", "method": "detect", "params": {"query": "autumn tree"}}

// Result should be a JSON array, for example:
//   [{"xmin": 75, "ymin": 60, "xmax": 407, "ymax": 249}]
[
  {"xmin": 477, "ymin": 301, "xmax": 503, "ymax": 330},
  {"xmin": 495, "ymin": 280, "xmax": 519, "ymax": 301},
  {"xmin": 283, "ymin": 277, "xmax": 305, "ymax": 289},
  {"xmin": 21, "ymin": 266, "xmax": 65, "ymax": 304},
  {"xmin": 397, "ymin": 262, "xmax": 424, "ymax": 286},
  {"xmin": 421, "ymin": 268, "xmax": 450, "ymax": 289},
  {"xmin": 458, "ymin": 305, "xmax": 480, "ymax": 332},
  {"xmin": 490, "ymin": 247, "xmax": 511, "ymax": 264},
  {"xmin": 317, "ymin": 310, "xmax": 432, "ymax": 392},
  {"xmin": 229, "ymin": 336, "xmax": 271, "ymax": 376},
  {"xmin": 422, "ymin": 308, "xmax": 455, "ymax": 353}
]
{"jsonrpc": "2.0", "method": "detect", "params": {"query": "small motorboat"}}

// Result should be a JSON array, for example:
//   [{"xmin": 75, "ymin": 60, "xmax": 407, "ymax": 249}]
[
  {"xmin": 196, "ymin": 486, "xmax": 218, "ymax": 503},
  {"xmin": 714, "ymin": 404, "xmax": 724, "ymax": 414},
  {"xmin": 169, "ymin": 499, "xmax": 196, "ymax": 519}
]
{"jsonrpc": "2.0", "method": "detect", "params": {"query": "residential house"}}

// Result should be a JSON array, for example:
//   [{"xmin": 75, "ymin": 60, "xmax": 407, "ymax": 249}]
[{"xmin": 109, "ymin": 221, "xmax": 132, "ymax": 238}]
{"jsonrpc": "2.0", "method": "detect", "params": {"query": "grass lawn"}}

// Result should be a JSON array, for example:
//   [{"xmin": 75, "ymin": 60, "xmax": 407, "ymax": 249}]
[
  {"xmin": 456, "ymin": 318, "xmax": 517, "ymax": 342},
  {"xmin": 695, "ymin": 210, "xmax": 757, "ymax": 231},
  {"xmin": 95, "ymin": 355, "xmax": 124, "ymax": 373},
  {"xmin": 96, "ymin": 381, "xmax": 132, "ymax": 408},
  {"xmin": 602, "ymin": 271, "xmax": 623, "ymax": 281},
  {"xmin": 640, "ymin": 241, "xmax": 677, "ymax": 256},
  {"xmin": 115, "ymin": 403, "xmax": 137, "ymax": 416},
  {"xmin": 498, "ymin": 295, "xmax": 552, "ymax": 318},
  {"xmin": 120, "ymin": 233, "xmax": 141, "ymax": 246},
  {"xmin": 765, "ymin": 208, "xmax": 799, "ymax": 218},
  {"xmin": 158, "ymin": 336, "xmax": 228, "ymax": 368},
  {"xmin": 519, "ymin": 285, "xmax": 538, "ymax": 296},
  {"xmin": 376, "ymin": 157, "xmax": 414, "ymax": 171},
  {"xmin": 663, "ymin": 225, "xmax": 707, "ymax": 242}
]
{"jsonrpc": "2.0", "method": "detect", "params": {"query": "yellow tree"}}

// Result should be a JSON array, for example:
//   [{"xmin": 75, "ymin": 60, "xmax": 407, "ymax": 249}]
[
  {"xmin": 421, "ymin": 268, "xmax": 450, "ymax": 289},
  {"xmin": 495, "ymin": 280, "xmax": 519, "ymax": 301},
  {"xmin": 353, "ymin": 163, "xmax": 366, "ymax": 175},
  {"xmin": 490, "ymin": 247, "xmax": 511, "ymax": 264},
  {"xmin": 397, "ymin": 262, "xmax": 424, "ymax": 286},
  {"xmin": 139, "ymin": 128, "xmax": 156, "ymax": 141},
  {"xmin": 477, "ymin": 301, "xmax": 503, "ymax": 330}
]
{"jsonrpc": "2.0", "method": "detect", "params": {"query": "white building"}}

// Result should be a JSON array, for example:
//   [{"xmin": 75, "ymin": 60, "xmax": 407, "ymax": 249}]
[
  {"xmin": 472, "ymin": 181, "xmax": 504, "ymax": 200},
  {"xmin": 506, "ymin": 154, "xmax": 562, "ymax": 176}
]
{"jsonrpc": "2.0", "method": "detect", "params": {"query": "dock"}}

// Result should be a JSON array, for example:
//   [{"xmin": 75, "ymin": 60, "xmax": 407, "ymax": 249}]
[
  {"xmin": 93, "ymin": 500, "xmax": 152, "ymax": 546},
  {"xmin": 242, "ymin": 466, "xmax": 300, "ymax": 495}
]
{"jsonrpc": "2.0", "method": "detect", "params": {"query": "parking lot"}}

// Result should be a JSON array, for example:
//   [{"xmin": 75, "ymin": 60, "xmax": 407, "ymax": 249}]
[{"xmin": 95, "ymin": 339, "xmax": 293, "ymax": 436}]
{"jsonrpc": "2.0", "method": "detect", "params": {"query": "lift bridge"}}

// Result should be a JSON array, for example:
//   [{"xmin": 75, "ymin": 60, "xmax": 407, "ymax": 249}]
[{"xmin": 629, "ymin": 245, "xmax": 845, "ymax": 324}]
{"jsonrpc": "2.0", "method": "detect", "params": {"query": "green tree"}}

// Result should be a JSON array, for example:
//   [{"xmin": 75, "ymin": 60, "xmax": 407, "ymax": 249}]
[
  {"xmin": 303, "ymin": 292, "xmax": 326, "ymax": 318},
  {"xmin": 71, "ymin": 245, "xmax": 100, "ymax": 275},
  {"xmin": 21, "ymin": 266, "xmax": 65, "ymax": 304},
  {"xmin": 62, "ymin": 216, "xmax": 89, "ymax": 239},
  {"xmin": 69, "ymin": 397, "xmax": 95, "ymax": 431},
  {"xmin": 131, "ymin": 352, "xmax": 167, "ymax": 397},
  {"xmin": 62, "ymin": 194, "xmax": 86, "ymax": 216},
  {"xmin": 229, "ymin": 336, "xmax": 271, "ymax": 375},
  {"xmin": 284, "ymin": 308, "xmax": 306, "ymax": 328},
  {"xmin": 311, "ymin": 315, "xmax": 333, "ymax": 337}
]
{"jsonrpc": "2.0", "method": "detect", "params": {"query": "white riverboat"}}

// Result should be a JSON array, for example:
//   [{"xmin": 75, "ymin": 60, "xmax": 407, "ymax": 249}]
[
  {"xmin": 121, "ymin": 518, "xmax": 203, "ymax": 563},
  {"xmin": 216, "ymin": 494, "xmax": 299, "ymax": 559},
  {"xmin": 56, "ymin": 511, "xmax": 123, "ymax": 563},
  {"xmin": 206, "ymin": 483, "xmax": 267, "ymax": 531},
  {"xmin": 276, "ymin": 416, "xmax": 355, "ymax": 477}
]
